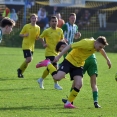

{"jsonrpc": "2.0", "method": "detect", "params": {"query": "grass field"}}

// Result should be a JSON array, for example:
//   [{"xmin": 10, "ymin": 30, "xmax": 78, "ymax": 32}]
[{"xmin": 0, "ymin": 47, "xmax": 117, "ymax": 117}]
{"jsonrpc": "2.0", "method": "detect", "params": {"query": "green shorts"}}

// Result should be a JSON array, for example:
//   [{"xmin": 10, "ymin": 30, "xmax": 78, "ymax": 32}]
[{"xmin": 83, "ymin": 58, "xmax": 98, "ymax": 77}]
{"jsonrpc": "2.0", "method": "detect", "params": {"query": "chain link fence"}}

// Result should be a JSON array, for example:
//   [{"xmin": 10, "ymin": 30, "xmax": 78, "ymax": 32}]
[{"xmin": 1, "ymin": 1, "xmax": 117, "ymax": 52}]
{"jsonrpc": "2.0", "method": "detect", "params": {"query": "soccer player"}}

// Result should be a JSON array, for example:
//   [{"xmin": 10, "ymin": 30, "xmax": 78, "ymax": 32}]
[
  {"xmin": 59, "ymin": 13, "xmax": 81, "ymax": 65},
  {"xmin": 36, "ymin": 36, "xmax": 111, "ymax": 108},
  {"xmin": 61, "ymin": 13, "xmax": 101, "ymax": 108},
  {"xmin": 37, "ymin": 16, "xmax": 65, "ymax": 90},
  {"xmin": 62, "ymin": 13, "xmax": 81, "ymax": 44},
  {"xmin": 0, "ymin": 17, "xmax": 15, "ymax": 43},
  {"xmin": 17, "ymin": 13, "xmax": 40, "ymax": 78},
  {"xmin": 56, "ymin": 40, "xmax": 110, "ymax": 108}
]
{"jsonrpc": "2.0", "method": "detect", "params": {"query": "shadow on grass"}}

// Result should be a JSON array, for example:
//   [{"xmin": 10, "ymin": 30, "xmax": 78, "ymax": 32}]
[
  {"xmin": 0, "ymin": 87, "xmax": 35, "ymax": 91},
  {"xmin": 0, "ymin": 77, "xmax": 38, "ymax": 81},
  {"xmin": 0, "ymin": 78, "xmax": 15, "ymax": 81},
  {"xmin": 0, "ymin": 106, "xmax": 33, "ymax": 111},
  {"xmin": 0, "ymin": 105, "xmax": 71, "ymax": 111},
  {"xmin": 0, "ymin": 78, "xmax": 17, "ymax": 81}
]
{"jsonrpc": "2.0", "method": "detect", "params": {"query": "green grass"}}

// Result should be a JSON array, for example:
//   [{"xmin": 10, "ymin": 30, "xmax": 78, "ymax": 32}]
[{"xmin": 0, "ymin": 47, "xmax": 117, "ymax": 117}]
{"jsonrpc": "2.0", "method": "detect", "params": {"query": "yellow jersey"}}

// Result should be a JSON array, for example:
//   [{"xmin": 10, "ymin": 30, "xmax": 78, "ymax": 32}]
[
  {"xmin": 20, "ymin": 23, "xmax": 40, "ymax": 51},
  {"xmin": 66, "ymin": 38, "xmax": 96, "ymax": 67},
  {"xmin": 40, "ymin": 27, "xmax": 64, "ymax": 56}
]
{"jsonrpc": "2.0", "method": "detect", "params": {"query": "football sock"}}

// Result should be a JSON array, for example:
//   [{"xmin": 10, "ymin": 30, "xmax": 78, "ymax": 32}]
[
  {"xmin": 47, "ymin": 64, "xmax": 57, "ymax": 75},
  {"xmin": 42, "ymin": 68, "xmax": 49, "ymax": 79},
  {"xmin": 67, "ymin": 87, "xmax": 79, "ymax": 103},
  {"xmin": 41, "ymin": 67, "xmax": 58, "ymax": 83},
  {"xmin": 93, "ymin": 91, "xmax": 98, "ymax": 102},
  {"xmin": 20, "ymin": 61, "xmax": 28, "ymax": 73}
]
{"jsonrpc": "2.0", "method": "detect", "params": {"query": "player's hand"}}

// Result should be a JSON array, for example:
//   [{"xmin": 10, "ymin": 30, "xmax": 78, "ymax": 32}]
[
  {"xmin": 107, "ymin": 59, "xmax": 111, "ymax": 69},
  {"xmin": 74, "ymin": 32, "xmax": 81, "ymax": 39},
  {"xmin": 24, "ymin": 33, "xmax": 29, "ymax": 37},
  {"xmin": 43, "ymin": 44, "xmax": 48, "ymax": 48}
]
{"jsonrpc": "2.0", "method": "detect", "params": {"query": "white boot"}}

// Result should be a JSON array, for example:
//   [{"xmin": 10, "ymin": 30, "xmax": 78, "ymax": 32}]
[{"xmin": 37, "ymin": 78, "xmax": 44, "ymax": 89}]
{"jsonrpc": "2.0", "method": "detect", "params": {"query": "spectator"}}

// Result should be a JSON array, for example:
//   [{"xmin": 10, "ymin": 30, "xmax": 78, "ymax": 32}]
[
  {"xmin": 53, "ymin": 6, "xmax": 59, "ymax": 15},
  {"xmin": 37, "ymin": 7, "xmax": 49, "ymax": 29},
  {"xmin": 31, "ymin": 0, "xmax": 35, "ymax": 6},
  {"xmin": 74, "ymin": 9, "xmax": 82, "ymax": 25},
  {"xmin": 2, "ymin": 7, "xmax": 10, "ymax": 18},
  {"xmin": 47, "ymin": 6, "xmax": 60, "ymax": 21},
  {"xmin": 10, "ymin": 8, "xmax": 18, "ymax": 22},
  {"xmin": 97, "ymin": 4, "xmax": 106, "ymax": 30},
  {"xmin": 56, "ymin": 12, "xmax": 65, "ymax": 28},
  {"xmin": 79, "ymin": 9, "xmax": 91, "ymax": 29},
  {"xmin": 27, "ymin": 0, "xmax": 32, "ymax": 8}
]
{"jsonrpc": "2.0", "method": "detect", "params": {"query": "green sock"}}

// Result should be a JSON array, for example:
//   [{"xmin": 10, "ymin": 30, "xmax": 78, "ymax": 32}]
[{"xmin": 93, "ymin": 91, "xmax": 98, "ymax": 102}]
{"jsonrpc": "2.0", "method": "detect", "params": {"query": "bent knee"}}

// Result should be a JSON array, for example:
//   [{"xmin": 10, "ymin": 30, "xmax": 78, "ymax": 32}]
[
  {"xmin": 75, "ymin": 83, "xmax": 82, "ymax": 89},
  {"xmin": 26, "ymin": 58, "xmax": 32, "ymax": 63},
  {"xmin": 53, "ymin": 76, "xmax": 63, "ymax": 81}
]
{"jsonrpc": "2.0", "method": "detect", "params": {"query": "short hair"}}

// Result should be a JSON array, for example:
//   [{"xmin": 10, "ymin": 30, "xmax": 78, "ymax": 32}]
[
  {"xmin": 96, "ymin": 36, "xmax": 108, "ymax": 45},
  {"xmin": 0, "ymin": 17, "xmax": 15, "ymax": 28},
  {"xmin": 69, "ymin": 13, "xmax": 76, "ymax": 17},
  {"xmin": 49, "ymin": 16, "xmax": 57, "ymax": 22},
  {"xmin": 55, "ymin": 41, "xmax": 67, "ymax": 52},
  {"xmin": 51, "ymin": 16, "xmax": 57, "ymax": 20},
  {"xmin": 30, "ymin": 13, "xmax": 38, "ymax": 19}
]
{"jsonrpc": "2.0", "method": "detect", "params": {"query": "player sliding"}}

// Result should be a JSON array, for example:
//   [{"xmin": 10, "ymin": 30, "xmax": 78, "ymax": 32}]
[{"xmin": 36, "ymin": 36, "xmax": 111, "ymax": 108}]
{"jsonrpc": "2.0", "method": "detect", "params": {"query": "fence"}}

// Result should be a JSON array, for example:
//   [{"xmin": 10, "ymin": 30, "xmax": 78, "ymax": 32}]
[{"xmin": 1, "ymin": 1, "xmax": 117, "ymax": 52}]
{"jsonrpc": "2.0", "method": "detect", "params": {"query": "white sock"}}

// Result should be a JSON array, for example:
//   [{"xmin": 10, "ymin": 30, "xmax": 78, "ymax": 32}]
[
  {"xmin": 65, "ymin": 101, "xmax": 71, "ymax": 105},
  {"xmin": 54, "ymin": 83, "xmax": 58, "ymax": 85},
  {"xmin": 47, "ymin": 62, "xmax": 51, "ymax": 65},
  {"xmin": 39, "ymin": 78, "xmax": 43, "ymax": 81}
]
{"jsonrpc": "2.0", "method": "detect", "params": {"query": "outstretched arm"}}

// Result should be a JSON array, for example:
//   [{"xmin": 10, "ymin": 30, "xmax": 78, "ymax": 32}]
[{"xmin": 100, "ymin": 49, "xmax": 111, "ymax": 69}]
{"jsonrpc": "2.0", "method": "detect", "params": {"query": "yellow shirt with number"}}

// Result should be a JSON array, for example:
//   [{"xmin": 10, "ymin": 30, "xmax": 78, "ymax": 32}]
[
  {"xmin": 20, "ymin": 23, "xmax": 40, "ymax": 51},
  {"xmin": 40, "ymin": 27, "xmax": 64, "ymax": 56},
  {"xmin": 66, "ymin": 39, "xmax": 96, "ymax": 67}
]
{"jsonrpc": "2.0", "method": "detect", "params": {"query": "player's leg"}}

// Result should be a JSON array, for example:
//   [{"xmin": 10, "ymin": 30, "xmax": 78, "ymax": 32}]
[
  {"xmin": 37, "ymin": 56, "xmax": 62, "ymax": 90},
  {"xmin": 62, "ymin": 81, "xmax": 74, "ymax": 104},
  {"xmin": 64, "ymin": 67, "xmax": 83, "ymax": 108},
  {"xmin": 17, "ymin": 50, "xmax": 33, "ymax": 78},
  {"xmin": 37, "ymin": 68, "xmax": 49, "ymax": 89},
  {"xmin": 90, "ymin": 74, "xmax": 100, "ymax": 108},
  {"xmin": 36, "ymin": 58, "xmax": 83, "ymax": 108},
  {"xmin": 52, "ymin": 62, "xmax": 63, "ymax": 90},
  {"xmin": 87, "ymin": 58, "xmax": 101, "ymax": 108},
  {"xmin": 62, "ymin": 60, "xmax": 87, "ymax": 104}
]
